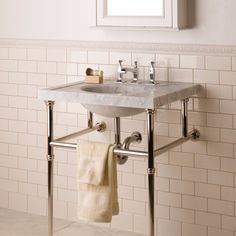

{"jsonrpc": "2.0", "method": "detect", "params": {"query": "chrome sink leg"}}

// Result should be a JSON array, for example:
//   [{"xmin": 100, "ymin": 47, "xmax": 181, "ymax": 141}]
[
  {"xmin": 88, "ymin": 111, "xmax": 93, "ymax": 128},
  {"xmin": 146, "ymin": 109, "xmax": 155, "ymax": 236},
  {"xmin": 114, "ymin": 117, "xmax": 122, "ymax": 161},
  {"xmin": 182, "ymin": 98, "xmax": 189, "ymax": 137},
  {"xmin": 45, "ymin": 101, "xmax": 55, "ymax": 236},
  {"xmin": 114, "ymin": 117, "xmax": 121, "ymax": 147}
]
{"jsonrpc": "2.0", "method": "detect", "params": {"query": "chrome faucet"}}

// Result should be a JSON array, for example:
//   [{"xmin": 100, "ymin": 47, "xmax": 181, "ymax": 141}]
[
  {"xmin": 117, "ymin": 60, "xmax": 139, "ymax": 83},
  {"xmin": 149, "ymin": 61, "xmax": 157, "ymax": 84}
]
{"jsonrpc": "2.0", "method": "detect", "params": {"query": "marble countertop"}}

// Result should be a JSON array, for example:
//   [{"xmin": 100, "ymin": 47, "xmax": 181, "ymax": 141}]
[{"xmin": 38, "ymin": 80, "xmax": 201, "ymax": 110}]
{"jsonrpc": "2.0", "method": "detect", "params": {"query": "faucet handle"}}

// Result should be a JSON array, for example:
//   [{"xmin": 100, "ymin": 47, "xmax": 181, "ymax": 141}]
[
  {"xmin": 118, "ymin": 60, "xmax": 125, "ymax": 66},
  {"xmin": 118, "ymin": 59, "xmax": 127, "ymax": 71},
  {"xmin": 149, "ymin": 61, "xmax": 157, "ymax": 84},
  {"xmin": 131, "ymin": 61, "xmax": 139, "ymax": 83},
  {"xmin": 149, "ymin": 61, "xmax": 155, "ymax": 75}
]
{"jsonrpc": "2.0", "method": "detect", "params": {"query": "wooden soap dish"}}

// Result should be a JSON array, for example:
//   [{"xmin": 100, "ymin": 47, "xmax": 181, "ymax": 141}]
[{"xmin": 85, "ymin": 68, "xmax": 103, "ymax": 84}]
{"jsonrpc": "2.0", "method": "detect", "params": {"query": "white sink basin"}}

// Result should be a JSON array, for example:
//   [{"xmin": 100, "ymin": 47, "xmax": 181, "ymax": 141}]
[
  {"xmin": 82, "ymin": 104, "xmax": 143, "ymax": 117},
  {"xmin": 80, "ymin": 84, "xmax": 144, "ymax": 117},
  {"xmin": 80, "ymin": 84, "xmax": 144, "ymax": 95},
  {"xmin": 38, "ymin": 80, "xmax": 201, "ymax": 118}
]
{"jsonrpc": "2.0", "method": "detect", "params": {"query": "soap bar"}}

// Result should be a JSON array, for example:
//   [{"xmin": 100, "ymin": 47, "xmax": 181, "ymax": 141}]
[{"xmin": 85, "ymin": 75, "xmax": 103, "ymax": 84}]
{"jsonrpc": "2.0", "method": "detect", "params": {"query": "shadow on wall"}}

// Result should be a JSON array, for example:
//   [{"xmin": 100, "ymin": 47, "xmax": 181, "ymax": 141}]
[{"xmin": 187, "ymin": 0, "xmax": 196, "ymax": 29}]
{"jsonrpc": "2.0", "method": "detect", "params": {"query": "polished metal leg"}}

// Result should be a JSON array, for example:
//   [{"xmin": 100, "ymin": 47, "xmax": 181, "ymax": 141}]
[
  {"xmin": 114, "ymin": 117, "xmax": 121, "ymax": 146},
  {"xmin": 87, "ymin": 111, "xmax": 93, "ymax": 128},
  {"xmin": 181, "ymin": 98, "xmax": 189, "ymax": 137},
  {"xmin": 146, "ymin": 109, "xmax": 155, "ymax": 236},
  {"xmin": 45, "ymin": 101, "xmax": 55, "ymax": 236},
  {"xmin": 114, "ymin": 117, "xmax": 124, "ymax": 164}
]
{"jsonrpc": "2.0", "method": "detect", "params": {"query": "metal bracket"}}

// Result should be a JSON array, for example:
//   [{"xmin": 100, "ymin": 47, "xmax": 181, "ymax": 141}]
[
  {"xmin": 96, "ymin": 121, "xmax": 106, "ymax": 132},
  {"xmin": 191, "ymin": 128, "xmax": 200, "ymax": 140},
  {"xmin": 47, "ymin": 155, "xmax": 54, "ymax": 161},
  {"xmin": 147, "ymin": 168, "xmax": 156, "ymax": 175}
]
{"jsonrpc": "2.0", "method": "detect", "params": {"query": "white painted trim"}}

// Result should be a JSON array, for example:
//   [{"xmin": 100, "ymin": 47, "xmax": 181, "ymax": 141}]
[
  {"xmin": 0, "ymin": 39, "xmax": 236, "ymax": 56},
  {"xmin": 89, "ymin": 25, "xmax": 180, "ymax": 31},
  {"xmin": 89, "ymin": 0, "xmax": 97, "ymax": 27}
]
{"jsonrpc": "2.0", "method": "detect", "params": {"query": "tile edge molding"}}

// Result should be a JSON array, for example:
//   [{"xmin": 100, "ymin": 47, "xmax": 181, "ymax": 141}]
[{"xmin": 0, "ymin": 38, "xmax": 236, "ymax": 55}]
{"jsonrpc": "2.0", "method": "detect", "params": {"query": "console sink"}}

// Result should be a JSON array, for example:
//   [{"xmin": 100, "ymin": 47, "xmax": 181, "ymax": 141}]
[{"xmin": 38, "ymin": 80, "xmax": 200, "ymax": 118}]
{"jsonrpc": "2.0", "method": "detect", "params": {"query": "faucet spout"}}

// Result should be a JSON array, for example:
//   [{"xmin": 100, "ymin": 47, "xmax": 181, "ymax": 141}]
[
  {"xmin": 117, "ymin": 60, "xmax": 126, "ymax": 82},
  {"xmin": 117, "ymin": 60, "xmax": 139, "ymax": 83}
]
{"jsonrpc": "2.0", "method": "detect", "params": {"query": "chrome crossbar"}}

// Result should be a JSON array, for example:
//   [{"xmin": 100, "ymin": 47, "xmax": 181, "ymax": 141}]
[{"xmin": 50, "ymin": 128, "xmax": 200, "ymax": 158}]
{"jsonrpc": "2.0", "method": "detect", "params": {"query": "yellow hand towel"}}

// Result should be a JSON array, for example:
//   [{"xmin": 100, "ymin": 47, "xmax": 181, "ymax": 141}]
[
  {"xmin": 77, "ymin": 141, "xmax": 119, "ymax": 222},
  {"xmin": 77, "ymin": 140, "xmax": 110, "ymax": 185}
]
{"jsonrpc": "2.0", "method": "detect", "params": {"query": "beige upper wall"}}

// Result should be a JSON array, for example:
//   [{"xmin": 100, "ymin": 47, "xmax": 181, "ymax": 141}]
[{"xmin": 0, "ymin": 0, "xmax": 235, "ymax": 45}]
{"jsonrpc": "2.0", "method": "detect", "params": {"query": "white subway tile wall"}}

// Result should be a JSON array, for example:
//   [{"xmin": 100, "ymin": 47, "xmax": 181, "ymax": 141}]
[{"xmin": 0, "ymin": 43, "xmax": 236, "ymax": 236}]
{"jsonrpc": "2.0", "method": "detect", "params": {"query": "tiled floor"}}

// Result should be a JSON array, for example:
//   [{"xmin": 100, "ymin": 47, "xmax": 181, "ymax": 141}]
[{"xmin": 0, "ymin": 208, "xmax": 145, "ymax": 236}]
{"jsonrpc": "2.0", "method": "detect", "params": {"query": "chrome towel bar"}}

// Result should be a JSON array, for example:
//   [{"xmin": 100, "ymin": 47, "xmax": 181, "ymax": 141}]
[{"xmin": 50, "ymin": 129, "xmax": 199, "ymax": 158}]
